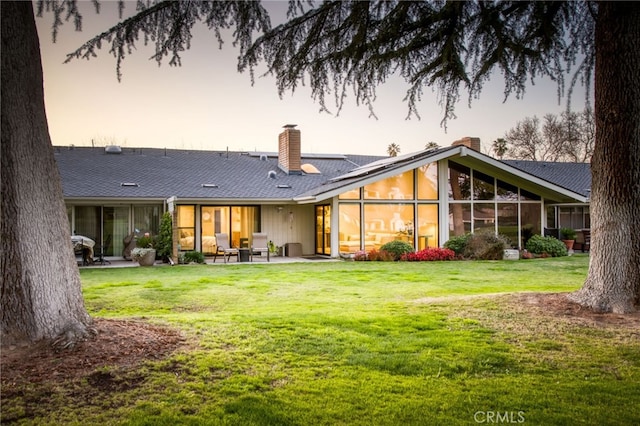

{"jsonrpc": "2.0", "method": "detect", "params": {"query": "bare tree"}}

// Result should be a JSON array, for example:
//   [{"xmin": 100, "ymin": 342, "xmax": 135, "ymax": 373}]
[{"xmin": 503, "ymin": 108, "xmax": 594, "ymax": 162}]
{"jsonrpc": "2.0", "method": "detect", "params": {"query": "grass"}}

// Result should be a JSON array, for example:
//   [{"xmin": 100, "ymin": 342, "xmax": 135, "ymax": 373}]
[{"xmin": 6, "ymin": 255, "xmax": 640, "ymax": 425}]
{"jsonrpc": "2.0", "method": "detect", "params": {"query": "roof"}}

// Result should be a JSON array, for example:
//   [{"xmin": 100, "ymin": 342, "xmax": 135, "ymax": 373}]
[
  {"xmin": 54, "ymin": 146, "xmax": 383, "ymax": 202},
  {"xmin": 502, "ymin": 160, "xmax": 592, "ymax": 198},
  {"xmin": 54, "ymin": 145, "xmax": 591, "ymax": 204}
]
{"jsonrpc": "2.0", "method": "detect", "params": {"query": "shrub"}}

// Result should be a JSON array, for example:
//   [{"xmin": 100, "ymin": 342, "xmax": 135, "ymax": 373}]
[
  {"xmin": 182, "ymin": 251, "xmax": 205, "ymax": 264},
  {"xmin": 463, "ymin": 232, "xmax": 511, "ymax": 260},
  {"xmin": 525, "ymin": 235, "xmax": 568, "ymax": 257},
  {"xmin": 402, "ymin": 247, "xmax": 456, "ymax": 261},
  {"xmin": 367, "ymin": 249, "xmax": 395, "ymax": 261},
  {"xmin": 444, "ymin": 233, "xmax": 472, "ymax": 256},
  {"xmin": 379, "ymin": 240, "xmax": 414, "ymax": 261},
  {"xmin": 156, "ymin": 212, "xmax": 173, "ymax": 260}
]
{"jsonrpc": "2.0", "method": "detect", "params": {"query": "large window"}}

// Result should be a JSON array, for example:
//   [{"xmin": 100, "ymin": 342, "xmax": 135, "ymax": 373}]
[
  {"xmin": 338, "ymin": 204, "xmax": 361, "ymax": 253},
  {"xmin": 448, "ymin": 161, "xmax": 543, "ymax": 247},
  {"xmin": 558, "ymin": 206, "xmax": 590, "ymax": 229},
  {"xmin": 363, "ymin": 204, "xmax": 414, "ymax": 251},
  {"xmin": 417, "ymin": 205, "xmax": 438, "ymax": 249},
  {"xmin": 200, "ymin": 206, "xmax": 259, "ymax": 254}
]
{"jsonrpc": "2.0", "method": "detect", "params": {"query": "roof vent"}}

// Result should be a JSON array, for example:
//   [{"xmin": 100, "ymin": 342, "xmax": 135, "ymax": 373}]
[
  {"xmin": 105, "ymin": 145, "xmax": 122, "ymax": 154},
  {"xmin": 120, "ymin": 182, "xmax": 139, "ymax": 187},
  {"xmin": 276, "ymin": 184, "xmax": 292, "ymax": 189},
  {"xmin": 201, "ymin": 183, "xmax": 219, "ymax": 188},
  {"xmin": 268, "ymin": 170, "xmax": 277, "ymax": 179},
  {"xmin": 260, "ymin": 154, "xmax": 268, "ymax": 161}
]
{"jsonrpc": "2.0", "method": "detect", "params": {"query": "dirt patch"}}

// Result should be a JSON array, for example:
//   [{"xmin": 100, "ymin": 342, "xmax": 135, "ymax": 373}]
[
  {"xmin": 1, "ymin": 318, "xmax": 187, "ymax": 390},
  {"xmin": 517, "ymin": 292, "xmax": 640, "ymax": 329}
]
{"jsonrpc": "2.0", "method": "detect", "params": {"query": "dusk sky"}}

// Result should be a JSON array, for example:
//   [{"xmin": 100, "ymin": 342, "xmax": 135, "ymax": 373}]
[{"xmin": 36, "ymin": 1, "xmax": 590, "ymax": 156}]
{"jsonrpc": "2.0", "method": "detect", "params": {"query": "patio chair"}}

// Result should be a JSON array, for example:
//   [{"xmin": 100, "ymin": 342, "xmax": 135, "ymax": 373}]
[
  {"xmin": 93, "ymin": 234, "xmax": 112, "ymax": 265},
  {"xmin": 213, "ymin": 233, "xmax": 238, "ymax": 263},
  {"xmin": 250, "ymin": 233, "xmax": 270, "ymax": 262}
]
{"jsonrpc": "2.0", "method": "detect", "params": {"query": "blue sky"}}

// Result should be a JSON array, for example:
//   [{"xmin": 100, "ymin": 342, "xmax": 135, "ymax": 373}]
[{"xmin": 37, "ymin": 1, "xmax": 589, "ymax": 156}]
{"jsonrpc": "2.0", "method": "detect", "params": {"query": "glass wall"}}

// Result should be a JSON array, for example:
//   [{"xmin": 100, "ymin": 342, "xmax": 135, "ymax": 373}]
[
  {"xmin": 448, "ymin": 161, "xmax": 543, "ymax": 248},
  {"xmin": 69, "ymin": 204, "xmax": 163, "ymax": 257},
  {"xmin": 338, "ymin": 165, "xmax": 440, "ymax": 254}
]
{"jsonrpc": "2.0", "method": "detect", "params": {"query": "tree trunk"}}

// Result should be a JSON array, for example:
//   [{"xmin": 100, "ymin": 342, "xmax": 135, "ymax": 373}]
[
  {"xmin": 1, "ymin": 1, "xmax": 93, "ymax": 346},
  {"xmin": 569, "ymin": 2, "xmax": 640, "ymax": 313}
]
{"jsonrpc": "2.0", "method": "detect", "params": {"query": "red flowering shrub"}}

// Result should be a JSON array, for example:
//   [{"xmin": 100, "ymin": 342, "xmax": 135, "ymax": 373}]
[{"xmin": 401, "ymin": 247, "xmax": 456, "ymax": 261}]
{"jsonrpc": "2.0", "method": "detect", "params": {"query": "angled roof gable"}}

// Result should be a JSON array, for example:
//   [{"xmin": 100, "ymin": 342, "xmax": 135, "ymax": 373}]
[{"xmin": 295, "ymin": 146, "xmax": 590, "ymax": 203}]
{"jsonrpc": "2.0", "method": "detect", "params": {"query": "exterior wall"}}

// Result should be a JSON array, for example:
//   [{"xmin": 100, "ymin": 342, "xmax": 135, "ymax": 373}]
[{"xmin": 260, "ymin": 204, "xmax": 315, "ymax": 255}]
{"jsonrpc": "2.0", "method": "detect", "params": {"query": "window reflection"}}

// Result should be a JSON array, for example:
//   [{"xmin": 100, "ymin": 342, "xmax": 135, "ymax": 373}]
[
  {"xmin": 417, "ymin": 205, "xmax": 438, "ymax": 249},
  {"xmin": 364, "ymin": 171, "xmax": 414, "ymax": 200},
  {"xmin": 497, "ymin": 203, "xmax": 518, "ymax": 247},
  {"xmin": 339, "ymin": 204, "xmax": 361, "ymax": 253},
  {"xmin": 417, "ymin": 162, "xmax": 438, "ymax": 200},
  {"xmin": 473, "ymin": 171, "xmax": 495, "ymax": 200},
  {"xmin": 363, "ymin": 204, "xmax": 414, "ymax": 251},
  {"xmin": 448, "ymin": 162, "xmax": 471, "ymax": 200}
]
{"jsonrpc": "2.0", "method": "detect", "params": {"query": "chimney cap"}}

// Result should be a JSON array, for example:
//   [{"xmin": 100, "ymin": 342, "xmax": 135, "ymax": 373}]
[{"xmin": 283, "ymin": 124, "xmax": 298, "ymax": 129}]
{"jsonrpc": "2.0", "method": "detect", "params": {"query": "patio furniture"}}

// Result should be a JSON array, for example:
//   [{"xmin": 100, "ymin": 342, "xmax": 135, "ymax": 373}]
[
  {"xmin": 213, "ymin": 233, "xmax": 238, "ymax": 263},
  {"xmin": 71, "ymin": 235, "xmax": 95, "ymax": 266},
  {"xmin": 92, "ymin": 234, "xmax": 112, "ymax": 265},
  {"xmin": 250, "ymin": 233, "xmax": 270, "ymax": 262}
]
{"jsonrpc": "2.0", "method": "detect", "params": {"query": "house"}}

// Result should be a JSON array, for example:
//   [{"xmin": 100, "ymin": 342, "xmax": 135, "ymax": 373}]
[{"xmin": 56, "ymin": 126, "xmax": 591, "ymax": 260}]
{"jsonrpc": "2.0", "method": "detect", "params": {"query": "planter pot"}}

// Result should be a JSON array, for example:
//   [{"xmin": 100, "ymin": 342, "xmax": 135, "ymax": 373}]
[
  {"xmin": 135, "ymin": 249, "xmax": 156, "ymax": 266},
  {"xmin": 562, "ymin": 240, "xmax": 575, "ymax": 251}
]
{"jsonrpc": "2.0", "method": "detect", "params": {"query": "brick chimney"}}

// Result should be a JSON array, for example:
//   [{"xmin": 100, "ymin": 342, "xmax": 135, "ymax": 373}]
[
  {"xmin": 278, "ymin": 124, "xmax": 302, "ymax": 175},
  {"xmin": 452, "ymin": 137, "xmax": 481, "ymax": 151}
]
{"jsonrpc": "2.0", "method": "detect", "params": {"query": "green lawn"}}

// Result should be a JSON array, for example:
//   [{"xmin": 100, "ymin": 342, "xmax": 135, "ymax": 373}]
[{"xmin": 5, "ymin": 255, "xmax": 640, "ymax": 425}]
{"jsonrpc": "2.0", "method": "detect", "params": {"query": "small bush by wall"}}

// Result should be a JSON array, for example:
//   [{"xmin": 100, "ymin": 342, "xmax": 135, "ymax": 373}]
[
  {"xmin": 379, "ymin": 240, "xmax": 414, "ymax": 261},
  {"xmin": 525, "ymin": 235, "xmax": 568, "ymax": 257},
  {"xmin": 443, "ymin": 233, "xmax": 472, "ymax": 256},
  {"xmin": 182, "ymin": 251, "xmax": 205, "ymax": 264}
]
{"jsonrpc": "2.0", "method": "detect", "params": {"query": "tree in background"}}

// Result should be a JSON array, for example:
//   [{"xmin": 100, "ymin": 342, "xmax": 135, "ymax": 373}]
[
  {"xmin": 491, "ymin": 138, "xmax": 508, "ymax": 159},
  {"xmin": 387, "ymin": 143, "xmax": 401, "ymax": 157},
  {"xmin": 425, "ymin": 141, "xmax": 440, "ymax": 151},
  {"xmin": 502, "ymin": 108, "xmax": 594, "ymax": 162}
]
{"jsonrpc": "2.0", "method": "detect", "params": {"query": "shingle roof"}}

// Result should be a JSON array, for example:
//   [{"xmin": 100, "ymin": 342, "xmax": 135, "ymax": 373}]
[
  {"xmin": 502, "ymin": 160, "xmax": 592, "ymax": 198},
  {"xmin": 54, "ymin": 146, "xmax": 592, "ymax": 202},
  {"xmin": 54, "ymin": 146, "xmax": 384, "ymax": 200}
]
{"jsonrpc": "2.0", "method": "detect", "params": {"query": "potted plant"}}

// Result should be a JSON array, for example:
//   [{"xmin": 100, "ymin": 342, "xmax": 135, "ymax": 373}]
[
  {"xmin": 560, "ymin": 227, "xmax": 577, "ymax": 251},
  {"xmin": 268, "ymin": 240, "xmax": 281, "ymax": 257},
  {"xmin": 132, "ymin": 233, "xmax": 156, "ymax": 266}
]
